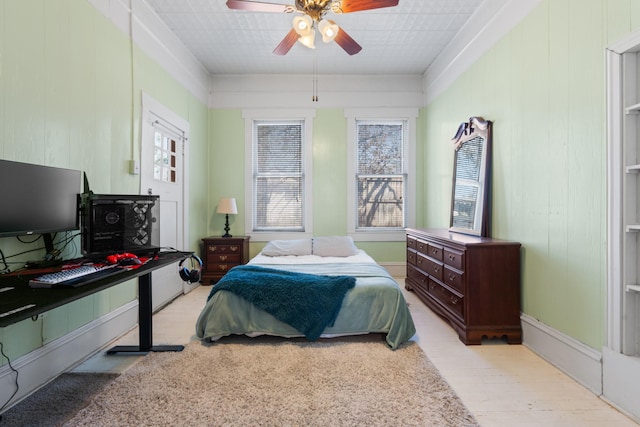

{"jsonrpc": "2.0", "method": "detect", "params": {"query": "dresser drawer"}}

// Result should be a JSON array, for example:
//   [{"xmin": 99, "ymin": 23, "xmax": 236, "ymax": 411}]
[
  {"xmin": 428, "ymin": 278, "xmax": 464, "ymax": 319},
  {"xmin": 444, "ymin": 247, "xmax": 464, "ymax": 270},
  {"xmin": 427, "ymin": 243, "xmax": 444, "ymax": 261},
  {"xmin": 406, "ymin": 249, "xmax": 417, "ymax": 266},
  {"xmin": 417, "ymin": 252, "xmax": 443, "ymax": 282},
  {"xmin": 415, "ymin": 239, "xmax": 428, "ymax": 254},
  {"xmin": 407, "ymin": 263, "xmax": 428, "ymax": 287},
  {"xmin": 443, "ymin": 265, "xmax": 464, "ymax": 294},
  {"xmin": 407, "ymin": 235, "xmax": 417, "ymax": 250}
]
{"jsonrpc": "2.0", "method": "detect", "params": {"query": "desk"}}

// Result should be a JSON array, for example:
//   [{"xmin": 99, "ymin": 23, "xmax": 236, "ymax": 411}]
[{"xmin": 0, "ymin": 251, "xmax": 191, "ymax": 354}]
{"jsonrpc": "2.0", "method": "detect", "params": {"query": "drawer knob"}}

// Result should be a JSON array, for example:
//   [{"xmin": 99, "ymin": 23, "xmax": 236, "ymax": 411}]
[
  {"xmin": 220, "ymin": 264, "xmax": 228, "ymax": 271},
  {"xmin": 448, "ymin": 254, "xmax": 455, "ymax": 261},
  {"xmin": 433, "ymin": 266, "xmax": 440, "ymax": 273},
  {"xmin": 230, "ymin": 246, "xmax": 239, "ymax": 252},
  {"xmin": 219, "ymin": 255, "xmax": 228, "ymax": 261},
  {"xmin": 450, "ymin": 296, "xmax": 459, "ymax": 305},
  {"xmin": 448, "ymin": 274, "xmax": 455, "ymax": 282},
  {"xmin": 209, "ymin": 246, "xmax": 217, "ymax": 252}
]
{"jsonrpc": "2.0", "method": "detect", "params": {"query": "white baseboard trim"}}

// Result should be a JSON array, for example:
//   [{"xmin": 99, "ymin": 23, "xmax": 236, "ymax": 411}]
[
  {"xmin": 602, "ymin": 347, "xmax": 640, "ymax": 422},
  {"xmin": 521, "ymin": 313, "xmax": 602, "ymax": 394},
  {"xmin": 0, "ymin": 301, "xmax": 138, "ymax": 410},
  {"xmin": 379, "ymin": 262, "xmax": 405, "ymax": 279}
]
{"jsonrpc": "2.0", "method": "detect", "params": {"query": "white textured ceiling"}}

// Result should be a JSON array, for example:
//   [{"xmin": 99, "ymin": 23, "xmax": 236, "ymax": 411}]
[{"xmin": 145, "ymin": 0, "xmax": 484, "ymax": 76}]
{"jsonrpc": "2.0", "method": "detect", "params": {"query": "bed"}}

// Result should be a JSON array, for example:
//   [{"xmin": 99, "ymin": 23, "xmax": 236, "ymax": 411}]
[{"xmin": 195, "ymin": 237, "xmax": 416, "ymax": 350}]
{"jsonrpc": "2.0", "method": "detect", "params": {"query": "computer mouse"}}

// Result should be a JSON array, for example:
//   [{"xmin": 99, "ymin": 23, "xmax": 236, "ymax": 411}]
[{"xmin": 119, "ymin": 258, "xmax": 142, "ymax": 266}]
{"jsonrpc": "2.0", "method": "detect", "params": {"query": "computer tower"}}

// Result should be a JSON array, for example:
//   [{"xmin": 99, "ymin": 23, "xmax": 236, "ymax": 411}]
[{"xmin": 81, "ymin": 194, "xmax": 160, "ymax": 259}]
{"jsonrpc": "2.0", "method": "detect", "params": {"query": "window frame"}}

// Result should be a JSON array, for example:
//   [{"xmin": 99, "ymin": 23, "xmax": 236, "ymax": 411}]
[
  {"xmin": 345, "ymin": 108, "xmax": 417, "ymax": 241},
  {"xmin": 243, "ymin": 109, "xmax": 315, "ymax": 242}
]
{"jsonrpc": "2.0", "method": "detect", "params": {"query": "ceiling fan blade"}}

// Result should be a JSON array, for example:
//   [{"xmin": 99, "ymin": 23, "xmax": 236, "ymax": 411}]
[
  {"xmin": 273, "ymin": 29, "xmax": 299, "ymax": 55},
  {"xmin": 332, "ymin": 0, "xmax": 399, "ymax": 13},
  {"xmin": 334, "ymin": 27, "xmax": 362, "ymax": 55},
  {"xmin": 226, "ymin": 0, "xmax": 294, "ymax": 13}
]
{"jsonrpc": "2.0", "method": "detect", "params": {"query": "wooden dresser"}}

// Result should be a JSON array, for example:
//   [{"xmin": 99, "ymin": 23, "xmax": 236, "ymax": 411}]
[
  {"xmin": 405, "ymin": 228, "xmax": 522, "ymax": 344},
  {"xmin": 201, "ymin": 236, "xmax": 250, "ymax": 285}
]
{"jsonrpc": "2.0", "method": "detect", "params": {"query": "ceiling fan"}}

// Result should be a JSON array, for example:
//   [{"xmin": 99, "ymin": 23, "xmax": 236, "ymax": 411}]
[{"xmin": 226, "ymin": 0, "xmax": 400, "ymax": 56}]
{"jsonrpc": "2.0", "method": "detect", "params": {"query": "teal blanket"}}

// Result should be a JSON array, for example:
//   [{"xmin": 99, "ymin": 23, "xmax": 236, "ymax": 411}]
[{"xmin": 208, "ymin": 265, "xmax": 356, "ymax": 341}]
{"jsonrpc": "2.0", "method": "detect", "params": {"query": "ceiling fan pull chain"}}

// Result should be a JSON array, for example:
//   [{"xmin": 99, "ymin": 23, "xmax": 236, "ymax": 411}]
[{"xmin": 312, "ymin": 53, "xmax": 319, "ymax": 102}]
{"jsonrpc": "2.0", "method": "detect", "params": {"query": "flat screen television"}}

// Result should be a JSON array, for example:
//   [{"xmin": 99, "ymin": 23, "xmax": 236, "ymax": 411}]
[{"xmin": 0, "ymin": 159, "xmax": 81, "ymax": 256}]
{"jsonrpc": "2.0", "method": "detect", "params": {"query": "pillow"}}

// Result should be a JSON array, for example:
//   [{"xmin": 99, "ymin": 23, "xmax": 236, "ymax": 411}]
[
  {"xmin": 261, "ymin": 239, "xmax": 313, "ymax": 257},
  {"xmin": 312, "ymin": 236, "xmax": 359, "ymax": 257}
]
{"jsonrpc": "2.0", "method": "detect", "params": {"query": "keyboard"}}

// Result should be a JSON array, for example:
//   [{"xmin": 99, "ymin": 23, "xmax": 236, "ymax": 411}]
[{"xmin": 29, "ymin": 265, "xmax": 125, "ymax": 288}]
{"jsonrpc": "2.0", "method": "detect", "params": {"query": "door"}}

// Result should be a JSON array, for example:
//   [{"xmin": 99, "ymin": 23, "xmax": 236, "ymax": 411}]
[{"xmin": 140, "ymin": 94, "xmax": 194, "ymax": 311}]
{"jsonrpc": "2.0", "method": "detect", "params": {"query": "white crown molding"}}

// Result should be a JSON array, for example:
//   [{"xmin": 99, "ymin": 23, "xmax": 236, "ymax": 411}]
[
  {"xmin": 209, "ymin": 74, "xmax": 424, "ymax": 109},
  {"xmin": 88, "ymin": 0, "xmax": 211, "ymax": 105},
  {"xmin": 423, "ymin": 0, "xmax": 542, "ymax": 106}
]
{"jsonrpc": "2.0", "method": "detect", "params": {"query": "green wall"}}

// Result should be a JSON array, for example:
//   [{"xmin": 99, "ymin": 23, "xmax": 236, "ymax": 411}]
[
  {"xmin": 422, "ymin": 0, "xmax": 640, "ymax": 350},
  {"xmin": 0, "ymin": 0, "xmax": 208, "ymax": 363},
  {"xmin": 207, "ymin": 108, "xmax": 414, "ymax": 262}
]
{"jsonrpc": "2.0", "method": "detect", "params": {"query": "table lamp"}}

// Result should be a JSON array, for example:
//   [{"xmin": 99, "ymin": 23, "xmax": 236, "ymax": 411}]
[{"xmin": 216, "ymin": 197, "xmax": 238, "ymax": 238}]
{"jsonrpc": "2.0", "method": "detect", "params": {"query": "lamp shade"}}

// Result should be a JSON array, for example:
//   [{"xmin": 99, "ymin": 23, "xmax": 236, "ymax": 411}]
[
  {"xmin": 292, "ymin": 15, "xmax": 313, "ymax": 36},
  {"xmin": 216, "ymin": 197, "xmax": 238, "ymax": 215},
  {"xmin": 318, "ymin": 19, "xmax": 339, "ymax": 43}
]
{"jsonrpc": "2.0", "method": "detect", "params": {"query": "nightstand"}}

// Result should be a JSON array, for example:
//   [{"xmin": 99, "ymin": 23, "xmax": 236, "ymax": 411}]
[{"xmin": 201, "ymin": 236, "xmax": 250, "ymax": 284}]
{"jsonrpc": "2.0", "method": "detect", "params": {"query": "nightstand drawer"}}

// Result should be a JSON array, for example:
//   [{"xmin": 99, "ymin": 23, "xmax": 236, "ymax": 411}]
[
  {"xmin": 207, "ymin": 244, "xmax": 242, "ymax": 255},
  {"xmin": 207, "ymin": 253, "xmax": 240, "ymax": 264},
  {"xmin": 207, "ymin": 263, "xmax": 234, "ymax": 274}
]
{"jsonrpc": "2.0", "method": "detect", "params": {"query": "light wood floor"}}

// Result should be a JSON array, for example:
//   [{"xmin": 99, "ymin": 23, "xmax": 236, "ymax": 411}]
[{"xmin": 76, "ymin": 280, "xmax": 638, "ymax": 426}]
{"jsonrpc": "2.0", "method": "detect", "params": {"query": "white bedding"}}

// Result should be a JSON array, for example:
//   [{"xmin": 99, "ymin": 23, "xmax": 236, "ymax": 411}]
[
  {"xmin": 196, "ymin": 248, "xmax": 417, "ymax": 349},
  {"xmin": 249, "ymin": 249, "xmax": 376, "ymax": 265}
]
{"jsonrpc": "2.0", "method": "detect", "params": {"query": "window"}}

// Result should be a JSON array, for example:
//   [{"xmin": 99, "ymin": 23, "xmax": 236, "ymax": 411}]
[
  {"xmin": 254, "ymin": 120, "xmax": 304, "ymax": 231},
  {"xmin": 346, "ymin": 109, "xmax": 417, "ymax": 241},
  {"xmin": 244, "ymin": 110, "xmax": 315, "ymax": 241},
  {"xmin": 356, "ymin": 121, "xmax": 406, "ymax": 229},
  {"xmin": 153, "ymin": 130, "xmax": 178, "ymax": 184}
]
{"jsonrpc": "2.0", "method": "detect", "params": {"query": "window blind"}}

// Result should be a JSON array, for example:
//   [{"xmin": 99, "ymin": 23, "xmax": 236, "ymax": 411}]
[{"xmin": 253, "ymin": 121, "xmax": 304, "ymax": 231}]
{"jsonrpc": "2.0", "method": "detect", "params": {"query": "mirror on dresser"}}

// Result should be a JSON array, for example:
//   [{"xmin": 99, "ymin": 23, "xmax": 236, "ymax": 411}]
[{"xmin": 449, "ymin": 116, "xmax": 493, "ymax": 237}]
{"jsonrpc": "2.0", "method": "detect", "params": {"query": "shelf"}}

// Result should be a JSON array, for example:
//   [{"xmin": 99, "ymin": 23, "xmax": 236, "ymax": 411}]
[
  {"xmin": 626, "ymin": 225, "xmax": 640, "ymax": 232},
  {"xmin": 627, "ymin": 285, "xmax": 640, "ymax": 293},
  {"xmin": 626, "ymin": 165, "xmax": 640, "ymax": 173},
  {"xmin": 626, "ymin": 103, "xmax": 640, "ymax": 114}
]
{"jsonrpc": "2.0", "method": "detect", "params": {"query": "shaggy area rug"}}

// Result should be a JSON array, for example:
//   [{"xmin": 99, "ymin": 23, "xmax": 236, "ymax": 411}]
[
  {"xmin": 0, "ymin": 373, "xmax": 118, "ymax": 427},
  {"xmin": 5, "ymin": 338, "xmax": 478, "ymax": 426}
]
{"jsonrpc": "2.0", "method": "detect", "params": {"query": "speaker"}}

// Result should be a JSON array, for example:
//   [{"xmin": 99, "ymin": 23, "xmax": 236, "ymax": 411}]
[{"xmin": 179, "ymin": 254, "xmax": 202, "ymax": 283}]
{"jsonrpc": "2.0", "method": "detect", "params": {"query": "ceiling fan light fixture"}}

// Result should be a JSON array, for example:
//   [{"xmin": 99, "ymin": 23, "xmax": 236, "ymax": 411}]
[
  {"xmin": 318, "ymin": 19, "xmax": 339, "ymax": 43},
  {"xmin": 297, "ymin": 29, "xmax": 316, "ymax": 49},
  {"xmin": 292, "ymin": 15, "xmax": 313, "ymax": 36}
]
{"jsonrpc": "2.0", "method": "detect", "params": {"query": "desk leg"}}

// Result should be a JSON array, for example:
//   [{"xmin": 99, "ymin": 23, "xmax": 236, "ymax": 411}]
[{"xmin": 107, "ymin": 272, "xmax": 184, "ymax": 354}]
